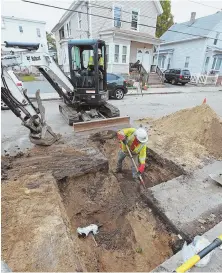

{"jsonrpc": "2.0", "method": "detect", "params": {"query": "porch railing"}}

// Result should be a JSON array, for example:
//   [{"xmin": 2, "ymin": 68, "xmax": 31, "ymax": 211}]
[{"xmin": 156, "ymin": 65, "xmax": 164, "ymax": 83}]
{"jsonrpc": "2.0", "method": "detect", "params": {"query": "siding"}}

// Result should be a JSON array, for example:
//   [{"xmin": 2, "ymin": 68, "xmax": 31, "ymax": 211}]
[
  {"xmin": 207, "ymin": 20, "xmax": 222, "ymax": 49},
  {"xmin": 160, "ymin": 39, "xmax": 207, "ymax": 74},
  {"xmin": 1, "ymin": 17, "xmax": 47, "ymax": 51},
  {"xmin": 91, "ymin": 1, "xmax": 157, "ymax": 38},
  {"xmin": 130, "ymin": 42, "xmax": 153, "ymax": 63}
]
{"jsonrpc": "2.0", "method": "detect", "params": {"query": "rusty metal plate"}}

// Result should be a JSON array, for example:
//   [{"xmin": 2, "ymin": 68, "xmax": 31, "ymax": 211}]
[{"xmin": 73, "ymin": 116, "xmax": 130, "ymax": 133}]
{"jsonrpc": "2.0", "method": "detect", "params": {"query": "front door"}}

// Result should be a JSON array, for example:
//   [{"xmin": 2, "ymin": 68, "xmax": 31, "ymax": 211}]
[{"xmin": 136, "ymin": 48, "xmax": 150, "ymax": 72}]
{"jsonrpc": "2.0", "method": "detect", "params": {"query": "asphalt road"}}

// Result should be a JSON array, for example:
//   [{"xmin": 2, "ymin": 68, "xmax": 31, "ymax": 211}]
[{"xmin": 2, "ymin": 91, "xmax": 222, "ymax": 155}]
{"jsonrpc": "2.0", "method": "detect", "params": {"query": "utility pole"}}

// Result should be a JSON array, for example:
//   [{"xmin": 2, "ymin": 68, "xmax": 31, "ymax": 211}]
[{"xmin": 86, "ymin": 0, "xmax": 90, "ymax": 38}]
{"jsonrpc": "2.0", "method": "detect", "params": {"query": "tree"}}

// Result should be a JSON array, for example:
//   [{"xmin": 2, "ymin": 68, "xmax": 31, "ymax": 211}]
[
  {"xmin": 156, "ymin": 0, "xmax": 174, "ymax": 38},
  {"xmin": 46, "ymin": 32, "xmax": 56, "ymax": 50}
]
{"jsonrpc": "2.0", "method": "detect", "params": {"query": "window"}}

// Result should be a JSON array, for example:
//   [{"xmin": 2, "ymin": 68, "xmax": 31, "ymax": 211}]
[
  {"xmin": 158, "ymin": 55, "xmax": 166, "ymax": 68},
  {"xmin": 122, "ymin": 46, "xmax": 127, "ymax": 63},
  {"xmin": 36, "ymin": 28, "xmax": 41, "ymax": 37},
  {"xmin": 67, "ymin": 21, "xmax": 71, "ymax": 37},
  {"xmin": 78, "ymin": 12, "xmax": 82, "ymax": 29},
  {"xmin": 107, "ymin": 73, "xmax": 119, "ymax": 81},
  {"xmin": 214, "ymin": 32, "xmax": 219, "ymax": 45},
  {"xmin": 59, "ymin": 27, "xmax": 65, "ymax": 39},
  {"xmin": 212, "ymin": 57, "xmax": 217, "ymax": 69},
  {"xmin": 182, "ymin": 70, "xmax": 190, "ymax": 75},
  {"xmin": 215, "ymin": 58, "xmax": 222, "ymax": 70},
  {"xmin": 131, "ymin": 10, "xmax": 139, "ymax": 30},
  {"xmin": 185, "ymin": 56, "xmax": 190, "ymax": 68},
  {"xmin": 114, "ymin": 6, "xmax": 122, "ymax": 27},
  {"xmin": 212, "ymin": 57, "xmax": 222, "ymax": 71},
  {"xmin": 167, "ymin": 57, "xmax": 171, "ymax": 69},
  {"xmin": 205, "ymin": 57, "xmax": 210, "ymax": 66},
  {"xmin": 106, "ymin": 45, "xmax": 109, "ymax": 63},
  {"xmin": 175, "ymin": 69, "xmax": 181, "ymax": 75},
  {"xmin": 114, "ymin": 45, "xmax": 119, "ymax": 63},
  {"xmin": 71, "ymin": 46, "xmax": 81, "ymax": 70},
  {"xmin": 19, "ymin": 26, "xmax": 23, "ymax": 33}
]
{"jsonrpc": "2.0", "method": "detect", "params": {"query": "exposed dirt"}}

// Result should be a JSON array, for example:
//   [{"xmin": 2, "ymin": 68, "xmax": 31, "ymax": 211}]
[
  {"xmin": 2, "ymin": 133, "xmax": 184, "ymax": 272},
  {"xmin": 137, "ymin": 104, "xmax": 222, "ymax": 170},
  {"xmin": 58, "ymin": 171, "xmax": 177, "ymax": 272}
]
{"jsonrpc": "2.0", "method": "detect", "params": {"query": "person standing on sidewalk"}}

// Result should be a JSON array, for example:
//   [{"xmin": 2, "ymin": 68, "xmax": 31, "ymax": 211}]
[{"xmin": 115, "ymin": 127, "xmax": 148, "ymax": 179}]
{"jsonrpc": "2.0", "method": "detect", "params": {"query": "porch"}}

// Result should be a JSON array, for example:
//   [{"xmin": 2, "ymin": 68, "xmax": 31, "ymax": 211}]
[{"xmin": 99, "ymin": 28, "xmax": 161, "ymax": 75}]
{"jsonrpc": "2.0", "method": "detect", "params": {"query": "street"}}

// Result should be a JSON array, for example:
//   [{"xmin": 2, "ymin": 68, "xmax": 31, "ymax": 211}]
[{"xmin": 2, "ymin": 91, "xmax": 222, "ymax": 155}]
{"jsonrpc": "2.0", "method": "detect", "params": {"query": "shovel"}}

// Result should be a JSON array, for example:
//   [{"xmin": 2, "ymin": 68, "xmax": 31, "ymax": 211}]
[{"xmin": 125, "ymin": 144, "xmax": 146, "ymax": 189}]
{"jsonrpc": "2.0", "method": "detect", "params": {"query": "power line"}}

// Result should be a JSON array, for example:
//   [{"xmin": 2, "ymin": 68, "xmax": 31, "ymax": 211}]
[
  {"xmin": 22, "ymin": 0, "xmax": 222, "ymax": 42},
  {"xmin": 188, "ymin": 0, "xmax": 222, "ymax": 10}
]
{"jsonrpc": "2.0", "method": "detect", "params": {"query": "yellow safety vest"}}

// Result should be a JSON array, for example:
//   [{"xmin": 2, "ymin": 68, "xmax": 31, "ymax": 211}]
[
  {"xmin": 88, "ymin": 56, "xmax": 104, "ymax": 69},
  {"xmin": 118, "ymin": 128, "xmax": 147, "ymax": 165}
]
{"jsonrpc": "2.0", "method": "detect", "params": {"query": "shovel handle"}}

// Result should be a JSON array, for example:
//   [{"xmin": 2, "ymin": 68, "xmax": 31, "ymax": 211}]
[{"xmin": 125, "ymin": 144, "xmax": 146, "ymax": 188}]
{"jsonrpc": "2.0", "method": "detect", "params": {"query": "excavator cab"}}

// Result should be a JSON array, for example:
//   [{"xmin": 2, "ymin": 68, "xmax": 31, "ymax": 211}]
[{"xmin": 68, "ymin": 39, "xmax": 108, "ymax": 106}]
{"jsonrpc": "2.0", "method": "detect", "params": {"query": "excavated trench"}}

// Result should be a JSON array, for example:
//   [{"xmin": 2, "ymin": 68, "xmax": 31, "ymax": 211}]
[{"xmin": 56, "ymin": 131, "xmax": 185, "ymax": 272}]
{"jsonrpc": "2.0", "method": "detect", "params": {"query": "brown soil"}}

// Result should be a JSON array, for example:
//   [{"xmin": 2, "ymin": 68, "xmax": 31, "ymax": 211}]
[
  {"xmin": 139, "ymin": 104, "xmax": 222, "ymax": 170},
  {"xmin": 58, "ymin": 172, "xmax": 175, "ymax": 272},
  {"xmin": 2, "ymin": 133, "xmax": 184, "ymax": 272}
]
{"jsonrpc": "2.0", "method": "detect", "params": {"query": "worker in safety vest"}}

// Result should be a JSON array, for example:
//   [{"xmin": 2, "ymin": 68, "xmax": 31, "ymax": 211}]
[
  {"xmin": 88, "ymin": 48, "xmax": 104, "ymax": 72},
  {"xmin": 116, "ymin": 127, "xmax": 148, "ymax": 179}
]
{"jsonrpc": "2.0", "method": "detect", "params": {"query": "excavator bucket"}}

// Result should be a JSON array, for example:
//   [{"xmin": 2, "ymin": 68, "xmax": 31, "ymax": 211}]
[
  {"xmin": 28, "ymin": 90, "xmax": 61, "ymax": 145},
  {"xmin": 29, "ymin": 125, "xmax": 61, "ymax": 146},
  {"xmin": 73, "ymin": 116, "xmax": 131, "ymax": 133}
]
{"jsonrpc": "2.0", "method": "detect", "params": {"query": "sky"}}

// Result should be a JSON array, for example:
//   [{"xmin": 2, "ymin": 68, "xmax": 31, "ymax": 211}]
[{"xmin": 1, "ymin": 0, "xmax": 222, "ymax": 32}]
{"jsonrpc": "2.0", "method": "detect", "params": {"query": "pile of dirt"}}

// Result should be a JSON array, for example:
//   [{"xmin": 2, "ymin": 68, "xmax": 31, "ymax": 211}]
[{"xmin": 147, "ymin": 104, "xmax": 222, "ymax": 169}]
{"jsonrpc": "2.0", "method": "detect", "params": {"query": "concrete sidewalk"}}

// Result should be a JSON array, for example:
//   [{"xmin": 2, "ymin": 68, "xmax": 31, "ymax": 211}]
[
  {"xmin": 144, "ymin": 161, "xmax": 222, "ymax": 240},
  {"xmin": 153, "ymin": 221, "xmax": 222, "ymax": 272},
  {"xmin": 127, "ymin": 85, "xmax": 222, "ymax": 95},
  {"xmin": 28, "ymin": 86, "xmax": 222, "ymax": 100}
]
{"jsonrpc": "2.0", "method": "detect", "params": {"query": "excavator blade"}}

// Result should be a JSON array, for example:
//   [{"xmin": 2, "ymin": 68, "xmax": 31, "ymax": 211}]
[{"xmin": 73, "ymin": 116, "xmax": 130, "ymax": 133}]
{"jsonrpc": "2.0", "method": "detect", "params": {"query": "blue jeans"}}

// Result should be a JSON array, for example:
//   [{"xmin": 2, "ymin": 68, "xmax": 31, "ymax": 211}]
[{"xmin": 117, "ymin": 150, "xmax": 139, "ymax": 178}]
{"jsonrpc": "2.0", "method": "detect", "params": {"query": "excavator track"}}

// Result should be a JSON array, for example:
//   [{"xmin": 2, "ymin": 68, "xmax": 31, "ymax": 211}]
[
  {"xmin": 59, "ymin": 103, "xmax": 80, "ymax": 126},
  {"xmin": 99, "ymin": 102, "xmax": 120, "ymax": 118}
]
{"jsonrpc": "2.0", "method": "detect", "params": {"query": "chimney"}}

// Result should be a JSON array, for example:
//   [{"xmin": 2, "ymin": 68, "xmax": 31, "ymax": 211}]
[{"xmin": 190, "ymin": 12, "xmax": 196, "ymax": 23}]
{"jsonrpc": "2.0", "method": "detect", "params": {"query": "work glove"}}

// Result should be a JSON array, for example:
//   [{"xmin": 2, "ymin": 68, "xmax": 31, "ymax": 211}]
[
  {"xmin": 117, "ymin": 133, "xmax": 127, "ymax": 144},
  {"xmin": 138, "ymin": 164, "xmax": 145, "ymax": 173}
]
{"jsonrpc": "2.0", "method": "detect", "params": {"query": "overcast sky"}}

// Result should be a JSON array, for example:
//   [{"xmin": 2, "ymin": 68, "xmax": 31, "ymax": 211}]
[{"xmin": 1, "ymin": 0, "xmax": 222, "ymax": 31}]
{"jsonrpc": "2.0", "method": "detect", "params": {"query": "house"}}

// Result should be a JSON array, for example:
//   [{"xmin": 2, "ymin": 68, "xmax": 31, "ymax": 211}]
[
  {"xmin": 155, "ymin": 12, "xmax": 222, "ymax": 79},
  {"xmin": 1, "ymin": 16, "xmax": 48, "ymax": 53},
  {"xmin": 51, "ymin": 0, "xmax": 163, "ymax": 75}
]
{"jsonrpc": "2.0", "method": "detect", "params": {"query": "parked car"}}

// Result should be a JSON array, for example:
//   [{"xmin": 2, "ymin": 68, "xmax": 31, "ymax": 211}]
[
  {"xmin": 164, "ymin": 69, "xmax": 191, "ymax": 85},
  {"xmin": 107, "ymin": 73, "xmax": 128, "ymax": 100}
]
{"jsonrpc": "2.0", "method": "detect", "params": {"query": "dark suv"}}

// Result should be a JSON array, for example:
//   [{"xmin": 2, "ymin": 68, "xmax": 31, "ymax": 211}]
[{"xmin": 164, "ymin": 69, "xmax": 191, "ymax": 85}]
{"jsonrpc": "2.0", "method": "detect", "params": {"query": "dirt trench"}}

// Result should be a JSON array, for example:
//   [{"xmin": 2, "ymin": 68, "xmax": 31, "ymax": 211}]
[
  {"xmin": 2, "ymin": 131, "xmax": 185, "ymax": 272},
  {"xmin": 56, "ymin": 132, "xmax": 185, "ymax": 272}
]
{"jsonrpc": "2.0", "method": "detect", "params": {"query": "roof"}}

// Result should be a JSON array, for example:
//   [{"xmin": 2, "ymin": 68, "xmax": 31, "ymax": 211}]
[
  {"xmin": 2, "ymin": 16, "xmax": 46, "ymax": 24},
  {"xmin": 161, "ymin": 11, "xmax": 222, "ymax": 43},
  {"xmin": 99, "ymin": 28, "xmax": 161, "ymax": 43},
  {"xmin": 51, "ymin": 0, "xmax": 81, "ymax": 33}
]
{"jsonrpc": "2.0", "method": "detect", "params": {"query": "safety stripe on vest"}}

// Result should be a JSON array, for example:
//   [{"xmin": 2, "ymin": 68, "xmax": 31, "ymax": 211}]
[{"xmin": 127, "ymin": 131, "xmax": 145, "ymax": 153}]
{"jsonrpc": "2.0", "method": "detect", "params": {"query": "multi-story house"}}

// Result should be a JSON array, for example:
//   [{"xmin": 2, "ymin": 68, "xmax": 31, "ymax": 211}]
[
  {"xmin": 51, "ymin": 1, "xmax": 163, "ymax": 74},
  {"xmin": 1, "ymin": 16, "xmax": 48, "ymax": 52},
  {"xmin": 156, "ymin": 12, "xmax": 222, "ymax": 78}
]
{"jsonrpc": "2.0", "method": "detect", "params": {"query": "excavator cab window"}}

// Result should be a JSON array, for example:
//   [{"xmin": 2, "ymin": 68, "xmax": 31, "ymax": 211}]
[{"xmin": 69, "ymin": 41, "xmax": 107, "ymax": 92}]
